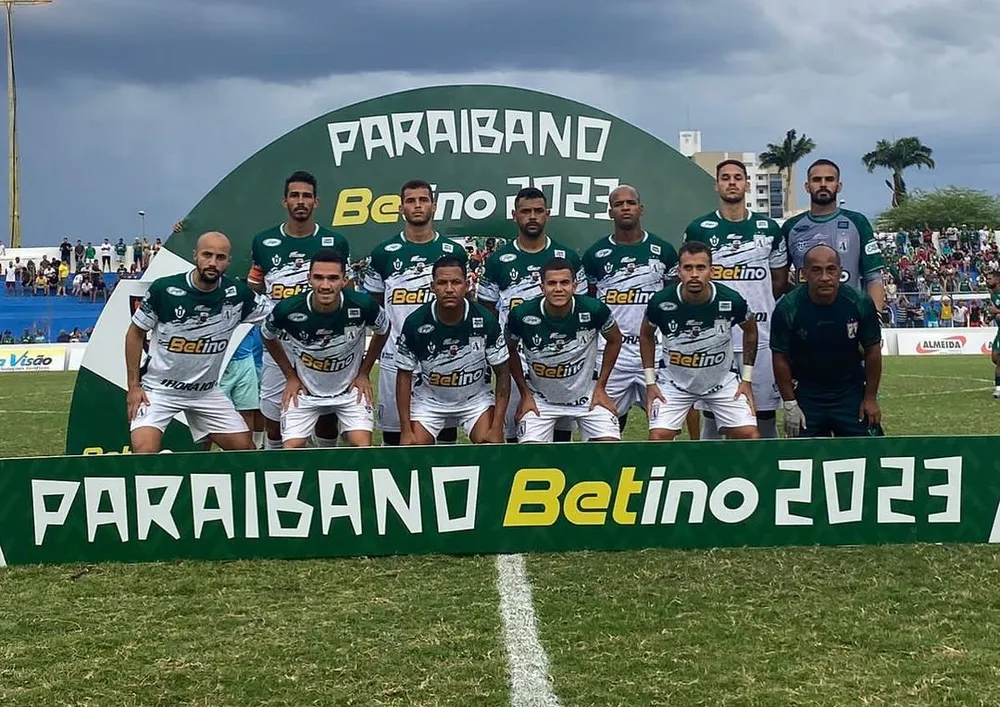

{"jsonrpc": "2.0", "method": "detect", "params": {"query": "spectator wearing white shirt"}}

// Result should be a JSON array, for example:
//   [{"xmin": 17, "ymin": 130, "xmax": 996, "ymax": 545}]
[
  {"xmin": 954, "ymin": 301, "xmax": 970, "ymax": 326},
  {"xmin": 100, "ymin": 239, "xmax": 113, "ymax": 272}
]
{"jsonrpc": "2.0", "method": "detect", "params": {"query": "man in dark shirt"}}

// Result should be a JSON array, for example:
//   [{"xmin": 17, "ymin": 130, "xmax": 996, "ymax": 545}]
[{"xmin": 770, "ymin": 244, "xmax": 883, "ymax": 437}]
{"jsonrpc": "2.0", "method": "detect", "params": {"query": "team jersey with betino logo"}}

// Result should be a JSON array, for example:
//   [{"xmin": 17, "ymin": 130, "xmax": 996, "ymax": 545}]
[
  {"xmin": 477, "ymin": 237, "xmax": 587, "ymax": 330},
  {"xmin": 260, "ymin": 289, "xmax": 388, "ymax": 399},
  {"xmin": 582, "ymin": 231, "xmax": 678, "ymax": 366},
  {"xmin": 644, "ymin": 282, "xmax": 751, "ymax": 396},
  {"xmin": 248, "ymin": 223, "xmax": 352, "ymax": 303},
  {"xmin": 683, "ymin": 211, "xmax": 784, "ymax": 349},
  {"xmin": 132, "ymin": 272, "xmax": 269, "ymax": 394},
  {"xmin": 780, "ymin": 208, "xmax": 884, "ymax": 293},
  {"xmin": 362, "ymin": 232, "xmax": 468, "ymax": 365}
]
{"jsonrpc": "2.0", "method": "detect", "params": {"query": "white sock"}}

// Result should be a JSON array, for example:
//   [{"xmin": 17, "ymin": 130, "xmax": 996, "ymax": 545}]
[
  {"xmin": 264, "ymin": 436, "xmax": 283, "ymax": 450},
  {"xmin": 252, "ymin": 431, "xmax": 264, "ymax": 449},
  {"xmin": 313, "ymin": 435, "xmax": 339, "ymax": 448}
]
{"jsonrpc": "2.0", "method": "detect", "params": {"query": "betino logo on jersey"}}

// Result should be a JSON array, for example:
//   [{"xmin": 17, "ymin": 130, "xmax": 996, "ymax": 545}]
[
  {"xmin": 270, "ymin": 283, "xmax": 305, "ymax": 300},
  {"xmin": 390, "ymin": 288, "xmax": 432, "ymax": 305},
  {"xmin": 298, "ymin": 351, "xmax": 355, "ymax": 372},
  {"xmin": 167, "ymin": 336, "xmax": 229, "ymax": 355},
  {"xmin": 668, "ymin": 350, "xmax": 726, "ymax": 368},
  {"xmin": 712, "ymin": 264, "xmax": 767, "ymax": 281},
  {"xmin": 426, "ymin": 369, "xmax": 485, "ymax": 387},
  {"xmin": 530, "ymin": 359, "xmax": 587, "ymax": 379},
  {"xmin": 603, "ymin": 289, "xmax": 654, "ymax": 305}
]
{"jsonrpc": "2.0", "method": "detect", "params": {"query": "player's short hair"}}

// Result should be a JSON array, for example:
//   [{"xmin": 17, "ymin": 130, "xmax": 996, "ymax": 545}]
[
  {"xmin": 284, "ymin": 171, "xmax": 317, "ymax": 197},
  {"xmin": 514, "ymin": 187, "xmax": 547, "ymax": 208},
  {"xmin": 678, "ymin": 240, "xmax": 713, "ymax": 264},
  {"xmin": 807, "ymin": 159, "xmax": 840, "ymax": 179},
  {"xmin": 609, "ymin": 184, "xmax": 642, "ymax": 204},
  {"xmin": 432, "ymin": 254, "xmax": 467, "ymax": 279},
  {"xmin": 400, "ymin": 179, "xmax": 434, "ymax": 200},
  {"xmin": 541, "ymin": 256, "xmax": 575, "ymax": 281},
  {"xmin": 715, "ymin": 159, "xmax": 747, "ymax": 178},
  {"xmin": 803, "ymin": 243, "xmax": 841, "ymax": 267},
  {"xmin": 309, "ymin": 248, "xmax": 348, "ymax": 274}
]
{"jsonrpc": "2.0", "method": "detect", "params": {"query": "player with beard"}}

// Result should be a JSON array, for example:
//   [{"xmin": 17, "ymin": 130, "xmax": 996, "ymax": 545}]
[
  {"xmin": 683, "ymin": 160, "xmax": 787, "ymax": 439},
  {"xmin": 125, "ymin": 232, "xmax": 270, "ymax": 453},
  {"xmin": 247, "ymin": 171, "xmax": 351, "ymax": 450},
  {"xmin": 781, "ymin": 159, "xmax": 885, "ymax": 311},
  {"xmin": 477, "ymin": 187, "xmax": 585, "ymax": 442},
  {"xmin": 583, "ymin": 185, "xmax": 701, "ymax": 438},
  {"xmin": 363, "ymin": 180, "xmax": 468, "ymax": 446}
]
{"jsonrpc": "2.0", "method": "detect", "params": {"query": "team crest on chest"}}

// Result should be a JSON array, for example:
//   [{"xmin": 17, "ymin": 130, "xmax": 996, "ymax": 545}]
[
  {"xmin": 393, "ymin": 258, "xmax": 403, "ymax": 272},
  {"xmin": 837, "ymin": 237, "xmax": 850, "ymax": 252},
  {"xmin": 272, "ymin": 255, "xmax": 281, "ymax": 266},
  {"xmin": 847, "ymin": 319, "xmax": 858, "ymax": 338},
  {"xmin": 709, "ymin": 235, "xmax": 720, "ymax": 247},
  {"xmin": 174, "ymin": 306, "xmax": 185, "ymax": 319},
  {"xmin": 667, "ymin": 320, "xmax": 678, "ymax": 333},
  {"xmin": 532, "ymin": 334, "xmax": 542, "ymax": 347}
]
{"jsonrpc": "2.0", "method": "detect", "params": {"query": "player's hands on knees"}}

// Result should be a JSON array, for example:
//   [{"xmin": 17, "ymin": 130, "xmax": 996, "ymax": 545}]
[
  {"xmin": 400, "ymin": 426, "xmax": 418, "ymax": 446},
  {"xmin": 646, "ymin": 384, "xmax": 665, "ymax": 412},
  {"xmin": 350, "ymin": 374, "xmax": 373, "ymax": 405},
  {"xmin": 281, "ymin": 376, "xmax": 307, "ymax": 411},
  {"xmin": 859, "ymin": 396, "xmax": 881, "ymax": 426},
  {"xmin": 515, "ymin": 392, "xmax": 539, "ymax": 422},
  {"xmin": 126, "ymin": 385, "xmax": 149, "ymax": 422},
  {"xmin": 735, "ymin": 381, "xmax": 756, "ymax": 416},
  {"xmin": 590, "ymin": 384, "xmax": 617, "ymax": 415}
]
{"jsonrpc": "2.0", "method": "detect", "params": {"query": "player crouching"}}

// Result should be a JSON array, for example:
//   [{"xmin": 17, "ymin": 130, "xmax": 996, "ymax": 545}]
[
  {"xmin": 261, "ymin": 249, "xmax": 389, "ymax": 448},
  {"xmin": 395, "ymin": 255, "xmax": 510, "ymax": 445}
]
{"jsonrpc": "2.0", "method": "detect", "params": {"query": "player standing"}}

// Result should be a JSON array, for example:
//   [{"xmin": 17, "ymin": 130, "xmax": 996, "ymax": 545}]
[
  {"xmin": 125, "ymin": 232, "xmax": 270, "ymax": 453},
  {"xmin": 506, "ymin": 257, "xmax": 623, "ymax": 442},
  {"xmin": 261, "ymin": 250, "xmax": 389, "ymax": 448},
  {"xmin": 782, "ymin": 159, "xmax": 886, "ymax": 310},
  {"xmin": 640, "ymin": 241, "xmax": 760, "ymax": 441},
  {"xmin": 583, "ymin": 184, "xmax": 703, "ymax": 438},
  {"xmin": 683, "ymin": 160, "xmax": 788, "ymax": 439},
  {"xmin": 247, "ymin": 171, "xmax": 351, "ymax": 449},
  {"xmin": 477, "ymin": 186, "xmax": 585, "ymax": 442},
  {"xmin": 395, "ymin": 255, "xmax": 509, "ymax": 445},
  {"xmin": 984, "ymin": 269, "xmax": 1000, "ymax": 398},
  {"xmin": 363, "ymin": 180, "xmax": 469, "ymax": 446},
  {"xmin": 770, "ymin": 244, "xmax": 883, "ymax": 436}
]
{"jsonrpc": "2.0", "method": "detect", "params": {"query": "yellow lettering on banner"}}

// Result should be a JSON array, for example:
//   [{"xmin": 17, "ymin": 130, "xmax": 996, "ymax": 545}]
[
  {"xmin": 612, "ymin": 467, "xmax": 642, "ymax": 525},
  {"xmin": 332, "ymin": 188, "xmax": 373, "ymax": 226},
  {"xmin": 371, "ymin": 194, "xmax": 401, "ymax": 224},
  {"xmin": 503, "ymin": 468, "xmax": 565, "ymax": 527},
  {"xmin": 564, "ymin": 481, "xmax": 611, "ymax": 525}
]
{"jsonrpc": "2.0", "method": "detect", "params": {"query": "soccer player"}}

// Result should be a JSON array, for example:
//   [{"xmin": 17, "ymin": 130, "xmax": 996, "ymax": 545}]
[
  {"xmin": 363, "ymin": 179, "xmax": 469, "ymax": 446},
  {"xmin": 125, "ymin": 231, "xmax": 270, "ymax": 453},
  {"xmin": 247, "ymin": 171, "xmax": 351, "ymax": 449},
  {"xmin": 640, "ymin": 241, "xmax": 759, "ymax": 441},
  {"xmin": 770, "ymin": 244, "xmax": 883, "ymax": 437},
  {"xmin": 477, "ymin": 186, "xmax": 585, "ymax": 442},
  {"xmin": 216, "ymin": 325, "xmax": 263, "ymax": 449},
  {"xmin": 395, "ymin": 255, "xmax": 509, "ymax": 445},
  {"xmin": 584, "ymin": 184, "xmax": 704, "ymax": 437},
  {"xmin": 260, "ymin": 249, "xmax": 389, "ymax": 448},
  {"xmin": 983, "ymin": 269, "xmax": 1000, "ymax": 398},
  {"xmin": 506, "ymin": 257, "xmax": 623, "ymax": 442},
  {"xmin": 683, "ymin": 160, "xmax": 788, "ymax": 439},
  {"xmin": 782, "ymin": 159, "xmax": 886, "ymax": 311}
]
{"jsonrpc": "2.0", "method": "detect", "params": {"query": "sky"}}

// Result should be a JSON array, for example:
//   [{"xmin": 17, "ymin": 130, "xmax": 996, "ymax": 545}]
[{"xmin": 6, "ymin": 0, "xmax": 1000, "ymax": 246}]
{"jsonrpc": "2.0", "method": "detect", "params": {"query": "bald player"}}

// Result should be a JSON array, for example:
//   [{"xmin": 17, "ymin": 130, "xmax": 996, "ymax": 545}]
[
  {"xmin": 126, "ymin": 231, "xmax": 271, "ymax": 453},
  {"xmin": 770, "ymin": 244, "xmax": 884, "ymax": 438}
]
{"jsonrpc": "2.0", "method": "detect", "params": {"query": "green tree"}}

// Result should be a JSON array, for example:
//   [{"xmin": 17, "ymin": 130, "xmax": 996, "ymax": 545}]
[
  {"xmin": 874, "ymin": 187, "xmax": 1000, "ymax": 231},
  {"xmin": 862, "ymin": 137, "xmax": 935, "ymax": 208},
  {"xmin": 759, "ymin": 129, "xmax": 816, "ymax": 217}
]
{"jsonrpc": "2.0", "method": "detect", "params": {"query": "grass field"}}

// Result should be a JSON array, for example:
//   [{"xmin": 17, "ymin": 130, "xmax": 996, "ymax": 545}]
[{"xmin": 2, "ymin": 357, "xmax": 1000, "ymax": 706}]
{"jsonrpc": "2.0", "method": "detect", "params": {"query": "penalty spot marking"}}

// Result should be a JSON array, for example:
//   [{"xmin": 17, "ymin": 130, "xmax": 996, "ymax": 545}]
[{"xmin": 496, "ymin": 553, "xmax": 561, "ymax": 707}]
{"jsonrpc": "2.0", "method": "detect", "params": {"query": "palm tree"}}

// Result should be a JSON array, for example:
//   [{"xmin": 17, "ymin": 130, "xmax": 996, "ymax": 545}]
[
  {"xmin": 862, "ymin": 137, "xmax": 935, "ymax": 208},
  {"xmin": 759, "ymin": 129, "xmax": 817, "ymax": 217}
]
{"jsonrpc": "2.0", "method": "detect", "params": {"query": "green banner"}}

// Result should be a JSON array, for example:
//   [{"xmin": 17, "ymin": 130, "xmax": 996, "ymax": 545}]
[{"xmin": 1, "ymin": 437, "xmax": 994, "ymax": 567}]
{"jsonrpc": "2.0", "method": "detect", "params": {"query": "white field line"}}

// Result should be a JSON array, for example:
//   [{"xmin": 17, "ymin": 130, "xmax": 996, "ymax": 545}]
[
  {"xmin": 0, "ymin": 410, "xmax": 66, "ymax": 414},
  {"xmin": 889, "ymin": 386, "xmax": 993, "ymax": 399},
  {"xmin": 496, "ymin": 554, "xmax": 561, "ymax": 707},
  {"xmin": 893, "ymin": 374, "xmax": 993, "ymax": 383}
]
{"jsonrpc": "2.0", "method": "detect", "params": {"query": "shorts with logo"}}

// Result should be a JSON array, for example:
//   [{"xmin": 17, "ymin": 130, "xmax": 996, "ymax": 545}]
[
  {"xmin": 504, "ymin": 384, "xmax": 575, "ymax": 439},
  {"xmin": 694, "ymin": 347, "xmax": 780, "ymax": 415},
  {"xmin": 517, "ymin": 398, "xmax": 621, "ymax": 442},
  {"xmin": 412, "ymin": 394, "xmax": 494, "ymax": 439},
  {"xmin": 220, "ymin": 356, "xmax": 260, "ymax": 411},
  {"xmin": 130, "ymin": 387, "xmax": 249, "ymax": 442},
  {"xmin": 651, "ymin": 375, "xmax": 756, "ymax": 432},
  {"xmin": 282, "ymin": 390, "xmax": 373, "ymax": 441},
  {"xmin": 605, "ymin": 362, "xmax": 649, "ymax": 415},
  {"xmin": 376, "ymin": 362, "xmax": 402, "ymax": 433}
]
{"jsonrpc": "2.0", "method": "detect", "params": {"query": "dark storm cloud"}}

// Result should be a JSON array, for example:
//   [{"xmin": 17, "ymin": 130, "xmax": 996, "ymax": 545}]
[{"xmin": 16, "ymin": 0, "xmax": 775, "ymax": 87}]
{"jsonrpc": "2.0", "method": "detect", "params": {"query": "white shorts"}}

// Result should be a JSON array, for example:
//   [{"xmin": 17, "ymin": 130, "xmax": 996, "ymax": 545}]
[
  {"xmin": 517, "ymin": 399, "xmax": 621, "ymax": 442},
  {"xmin": 130, "ymin": 387, "xmax": 249, "ymax": 443},
  {"xmin": 693, "ymin": 348, "xmax": 780, "ymax": 414},
  {"xmin": 282, "ymin": 390, "xmax": 373, "ymax": 441},
  {"xmin": 376, "ymin": 363, "xmax": 401, "ymax": 433},
  {"xmin": 604, "ymin": 363, "xmax": 648, "ymax": 415},
  {"xmin": 504, "ymin": 385, "xmax": 575, "ymax": 439},
  {"xmin": 651, "ymin": 376, "xmax": 756, "ymax": 432},
  {"xmin": 259, "ymin": 352, "xmax": 285, "ymax": 422},
  {"xmin": 412, "ymin": 395, "xmax": 494, "ymax": 439}
]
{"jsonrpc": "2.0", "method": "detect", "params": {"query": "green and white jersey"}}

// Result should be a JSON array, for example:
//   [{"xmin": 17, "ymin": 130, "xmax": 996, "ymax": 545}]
[
  {"xmin": 362, "ymin": 232, "xmax": 468, "ymax": 365},
  {"xmin": 260, "ymin": 289, "xmax": 388, "ymax": 399},
  {"xmin": 644, "ymin": 282, "xmax": 751, "ymax": 396},
  {"xmin": 396, "ymin": 300, "xmax": 507, "ymax": 407},
  {"xmin": 781, "ymin": 208, "xmax": 884, "ymax": 292},
  {"xmin": 582, "ymin": 231, "xmax": 678, "ymax": 365},
  {"xmin": 506, "ymin": 295, "xmax": 615, "ymax": 406},
  {"xmin": 683, "ymin": 211, "xmax": 784, "ymax": 349},
  {"xmin": 477, "ymin": 236, "xmax": 586, "ymax": 329},
  {"xmin": 249, "ymin": 223, "xmax": 352, "ymax": 303},
  {"xmin": 132, "ymin": 272, "xmax": 269, "ymax": 394}
]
